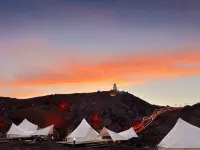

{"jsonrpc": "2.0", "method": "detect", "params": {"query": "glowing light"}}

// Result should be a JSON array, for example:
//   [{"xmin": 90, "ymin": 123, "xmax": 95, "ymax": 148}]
[
  {"xmin": 46, "ymin": 113, "xmax": 65, "ymax": 127},
  {"xmin": 110, "ymin": 90, "xmax": 117, "ymax": 96},
  {"xmin": 133, "ymin": 106, "xmax": 181, "ymax": 133},
  {"xmin": 60, "ymin": 102, "xmax": 71, "ymax": 111},
  {"xmin": 73, "ymin": 138, "xmax": 76, "ymax": 141},
  {"xmin": 91, "ymin": 114, "xmax": 99, "ymax": 123},
  {"xmin": 90, "ymin": 113, "xmax": 102, "ymax": 129}
]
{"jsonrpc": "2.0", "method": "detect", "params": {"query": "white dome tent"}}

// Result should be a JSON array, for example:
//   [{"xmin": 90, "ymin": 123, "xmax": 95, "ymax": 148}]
[
  {"xmin": 7, "ymin": 123, "xmax": 34, "ymax": 138},
  {"xmin": 99, "ymin": 127, "xmax": 126, "ymax": 141},
  {"xmin": 99, "ymin": 127, "xmax": 138, "ymax": 141},
  {"xmin": 18, "ymin": 118, "xmax": 38, "ymax": 132},
  {"xmin": 158, "ymin": 118, "xmax": 200, "ymax": 150},
  {"xmin": 118, "ymin": 127, "xmax": 138, "ymax": 140},
  {"xmin": 32, "ymin": 125, "xmax": 54, "ymax": 136},
  {"xmin": 58, "ymin": 118, "xmax": 138, "ymax": 145},
  {"xmin": 6, "ymin": 119, "xmax": 54, "ymax": 138},
  {"xmin": 67, "ymin": 118, "xmax": 102, "ymax": 143}
]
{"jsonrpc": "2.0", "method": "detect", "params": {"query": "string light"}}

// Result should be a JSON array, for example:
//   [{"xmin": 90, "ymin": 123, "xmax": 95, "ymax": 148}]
[{"xmin": 133, "ymin": 106, "xmax": 181, "ymax": 133}]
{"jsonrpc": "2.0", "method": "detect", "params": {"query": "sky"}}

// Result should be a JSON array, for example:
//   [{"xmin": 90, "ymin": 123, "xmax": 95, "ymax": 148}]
[{"xmin": 0, "ymin": 0, "xmax": 200, "ymax": 106}]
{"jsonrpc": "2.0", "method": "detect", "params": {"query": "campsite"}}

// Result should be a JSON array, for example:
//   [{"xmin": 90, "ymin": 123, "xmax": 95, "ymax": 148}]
[
  {"xmin": 0, "ymin": 118, "xmax": 141, "ymax": 149},
  {"xmin": 1, "ymin": 90, "xmax": 200, "ymax": 149},
  {"xmin": 1, "ymin": 114, "xmax": 200, "ymax": 150},
  {"xmin": 1, "ymin": 0, "xmax": 200, "ymax": 149}
]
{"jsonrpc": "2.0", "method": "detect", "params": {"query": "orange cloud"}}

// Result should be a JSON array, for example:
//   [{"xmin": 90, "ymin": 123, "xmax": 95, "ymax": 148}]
[{"xmin": 1, "ymin": 47, "xmax": 200, "ymax": 88}]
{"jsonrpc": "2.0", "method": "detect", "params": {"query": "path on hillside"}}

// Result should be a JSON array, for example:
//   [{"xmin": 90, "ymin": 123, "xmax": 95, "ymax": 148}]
[{"xmin": 134, "ymin": 106, "xmax": 181, "ymax": 133}]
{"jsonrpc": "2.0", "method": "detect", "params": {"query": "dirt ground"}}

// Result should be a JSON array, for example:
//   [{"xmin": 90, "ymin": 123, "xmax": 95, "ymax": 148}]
[{"xmin": 0, "ymin": 140, "xmax": 156, "ymax": 150}]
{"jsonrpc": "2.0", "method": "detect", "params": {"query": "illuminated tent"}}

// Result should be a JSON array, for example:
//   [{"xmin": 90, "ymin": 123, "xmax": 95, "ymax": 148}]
[
  {"xmin": 100, "ymin": 127, "xmax": 126, "ymax": 141},
  {"xmin": 67, "ymin": 119, "xmax": 102, "ymax": 142},
  {"xmin": 18, "ymin": 119, "xmax": 38, "ymax": 132},
  {"xmin": 118, "ymin": 127, "xmax": 138, "ymax": 140},
  {"xmin": 158, "ymin": 118, "xmax": 200, "ymax": 150}
]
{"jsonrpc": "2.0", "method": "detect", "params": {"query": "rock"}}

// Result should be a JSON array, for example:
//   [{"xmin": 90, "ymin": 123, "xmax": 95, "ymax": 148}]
[
  {"xmin": 126, "ymin": 110, "xmax": 134, "ymax": 117},
  {"xmin": 189, "ymin": 116, "xmax": 200, "ymax": 127},
  {"xmin": 103, "ymin": 107, "xmax": 110, "ymax": 114},
  {"xmin": 103, "ymin": 118, "xmax": 112, "ymax": 126},
  {"xmin": 155, "ymin": 125, "xmax": 170, "ymax": 135}
]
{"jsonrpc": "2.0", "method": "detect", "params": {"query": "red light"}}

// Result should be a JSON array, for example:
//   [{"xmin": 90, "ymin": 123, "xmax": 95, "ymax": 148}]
[
  {"xmin": 91, "ymin": 114, "xmax": 99, "ymax": 123},
  {"xmin": 133, "ymin": 120, "xmax": 140, "ymax": 126},
  {"xmin": 133, "ymin": 106, "xmax": 181, "ymax": 133},
  {"xmin": 46, "ymin": 113, "xmax": 64, "ymax": 127},
  {"xmin": 60, "ymin": 102, "xmax": 70, "ymax": 111},
  {"xmin": 90, "ymin": 113, "xmax": 101, "ymax": 129}
]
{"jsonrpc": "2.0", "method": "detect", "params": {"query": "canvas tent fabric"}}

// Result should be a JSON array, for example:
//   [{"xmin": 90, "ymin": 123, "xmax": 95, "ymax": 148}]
[
  {"xmin": 18, "ymin": 119, "xmax": 38, "ymax": 132},
  {"xmin": 118, "ymin": 128, "xmax": 138, "ymax": 140},
  {"xmin": 7, "ymin": 124, "xmax": 54, "ymax": 138},
  {"xmin": 158, "ymin": 118, "xmax": 200, "ymax": 150},
  {"xmin": 32, "ymin": 125, "xmax": 54, "ymax": 136},
  {"xmin": 7, "ymin": 123, "xmax": 34, "ymax": 138},
  {"xmin": 7, "ymin": 119, "xmax": 54, "ymax": 138},
  {"xmin": 100, "ymin": 127, "xmax": 126, "ymax": 141},
  {"xmin": 67, "ymin": 119, "xmax": 102, "ymax": 142}
]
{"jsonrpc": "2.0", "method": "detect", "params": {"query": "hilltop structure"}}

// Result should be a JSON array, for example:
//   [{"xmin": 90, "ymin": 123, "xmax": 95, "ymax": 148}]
[
  {"xmin": 113, "ymin": 83, "xmax": 118, "ymax": 91},
  {"xmin": 110, "ymin": 83, "xmax": 118, "ymax": 96}
]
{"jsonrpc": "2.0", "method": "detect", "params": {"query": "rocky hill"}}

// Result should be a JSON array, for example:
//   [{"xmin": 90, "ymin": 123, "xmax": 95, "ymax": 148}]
[
  {"xmin": 0, "ymin": 91, "xmax": 159, "ymax": 137},
  {"xmin": 0, "ymin": 91, "xmax": 198, "ymax": 147}
]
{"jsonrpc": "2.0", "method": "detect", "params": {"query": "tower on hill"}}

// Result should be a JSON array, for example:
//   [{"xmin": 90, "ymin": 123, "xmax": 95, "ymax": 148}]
[
  {"xmin": 110, "ymin": 83, "xmax": 118, "ymax": 96},
  {"xmin": 113, "ymin": 83, "xmax": 118, "ymax": 91}
]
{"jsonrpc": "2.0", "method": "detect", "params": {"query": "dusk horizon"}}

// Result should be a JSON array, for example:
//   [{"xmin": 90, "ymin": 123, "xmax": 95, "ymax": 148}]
[{"xmin": 1, "ymin": 0, "xmax": 200, "ymax": 106}]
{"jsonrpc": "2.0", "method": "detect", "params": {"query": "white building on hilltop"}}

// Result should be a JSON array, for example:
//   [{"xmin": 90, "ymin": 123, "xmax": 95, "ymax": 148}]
[
  {"xmin": 113, "ymin": 83, "xmax": 118, "ymax": 91},
  {"xmin": 110, "ymin": 83, "xmax": 118, "ymax": 96}
]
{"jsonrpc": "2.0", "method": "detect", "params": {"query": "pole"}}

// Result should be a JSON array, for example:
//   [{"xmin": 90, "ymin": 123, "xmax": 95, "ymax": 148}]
[
  {"xmin": 113, "ymin": 140, "xmax": 115, "ymax": 150},
  {"xmin": 48, "ymin": 135, "xmax": 54, "ymax": 150},
  {"xmin": 73, "ymin": 138, "xmax": 76, "ymax": 148}
]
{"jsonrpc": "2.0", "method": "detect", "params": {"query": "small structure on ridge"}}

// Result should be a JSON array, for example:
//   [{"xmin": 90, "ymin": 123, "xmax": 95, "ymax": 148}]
[{"xmin": 110, "ymin": 83, "xmax": 118, "ymax": 96}]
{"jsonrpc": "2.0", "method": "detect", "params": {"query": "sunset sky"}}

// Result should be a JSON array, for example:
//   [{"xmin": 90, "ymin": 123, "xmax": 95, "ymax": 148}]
[{"xmin": 0, "ymin": 0, "xmax": 200, "ymax": 106}]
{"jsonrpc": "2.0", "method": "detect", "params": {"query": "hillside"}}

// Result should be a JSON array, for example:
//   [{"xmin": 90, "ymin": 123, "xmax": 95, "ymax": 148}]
[
  {"xmin": 0, "ymin": 91, "xmax": 160, "ymax": 138},
  {"xmin": 0, "ymin": 91, "xmax": 198, "ymax": 147}
]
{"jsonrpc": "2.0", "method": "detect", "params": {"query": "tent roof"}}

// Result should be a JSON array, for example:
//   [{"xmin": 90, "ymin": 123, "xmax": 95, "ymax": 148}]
[
  {"xmin": 32, "ymin": 125, "xmax": 54, "ymax": 136},
  {"xmin": 84, "ymin": 128, "xmax": 102, "ymax": 141},
  {"xmin": 7, "ymin": 122, "xmax": 54, "ymax": 137},
  {"xmin": 7, "ymin": 123, "xmax": 34, "ymax": 137},
  {"xmin": 158, "ymin": 118, "xmax": 200, "ymax": 148},
  {"xmin": 118, "ymin": 128, "xmax": 138, "ymax": 140},
  {"xmin": 100, "ymin": 127, "xmax": 126, "ymax": 141},
  {"xmin": 18, "ymin": 119, "xmax": 38, "ymax": 132},
  {"xmin": 67, "ymin": 119, "xmax": 99, "ymax": 138}
]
